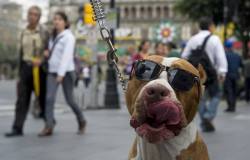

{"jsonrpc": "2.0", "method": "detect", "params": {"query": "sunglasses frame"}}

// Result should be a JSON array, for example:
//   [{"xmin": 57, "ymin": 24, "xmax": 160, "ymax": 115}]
[{"xmin": 129, "ymin": 59, "xmax": 200, "ymax": 91}]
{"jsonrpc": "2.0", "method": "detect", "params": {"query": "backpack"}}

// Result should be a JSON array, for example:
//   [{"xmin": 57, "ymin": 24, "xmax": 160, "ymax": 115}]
[{"xmin": 188, "ymin": 34, "xmax": 219, "ymax": 96}]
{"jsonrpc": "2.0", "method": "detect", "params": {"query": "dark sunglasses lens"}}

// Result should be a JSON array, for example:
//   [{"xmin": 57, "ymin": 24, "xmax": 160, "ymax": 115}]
[
  {"xmin": 135, "ymin": 61, "xmax": 161, "ymax": 80},
  {"xmin": 168, "ymin": 69, "xmax": 195, "ymax": 91}
]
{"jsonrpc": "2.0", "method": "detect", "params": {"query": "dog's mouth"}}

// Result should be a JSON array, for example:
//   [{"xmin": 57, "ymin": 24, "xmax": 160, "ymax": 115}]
[{"xmin": 130, "ymin": 99, "xmax": 186, "ymax": 143}]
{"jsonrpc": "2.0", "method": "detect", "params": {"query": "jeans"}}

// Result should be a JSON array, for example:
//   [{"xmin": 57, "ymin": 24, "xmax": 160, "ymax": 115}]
[
  {"xmin": 45, "ymin": 72, "xmax": 85, "ymax": 128},
  {"xmin": 199, "ymin": 90, "xmax": 221, "ymax": 121}
]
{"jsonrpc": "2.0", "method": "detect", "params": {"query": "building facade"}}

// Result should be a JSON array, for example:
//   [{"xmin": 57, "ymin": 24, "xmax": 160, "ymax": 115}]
[{"xmin": 49, "ymin": 0, "xmax": 193, "ymax": 41}]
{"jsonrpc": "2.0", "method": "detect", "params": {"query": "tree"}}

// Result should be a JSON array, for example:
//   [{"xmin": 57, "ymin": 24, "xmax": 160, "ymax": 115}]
[
  {"xmin": 175, "ymin": 0, "xmax": 223, "ymax": 24},
  {"xmin": 175, "ymin": 0, "xmax": 250, "ymax": 58},
  {"xmin": 236, "ymin": 0, "xmax": 250, "ymax": 58},
  {"xmin": 0, "ymin": 43, "xmax": 18, "ymax": 78}
]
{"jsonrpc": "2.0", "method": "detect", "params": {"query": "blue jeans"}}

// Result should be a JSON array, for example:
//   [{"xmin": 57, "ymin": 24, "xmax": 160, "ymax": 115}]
[{"xmin": 199, "ymin": 90, "xmax": 221, "ymax": 121}]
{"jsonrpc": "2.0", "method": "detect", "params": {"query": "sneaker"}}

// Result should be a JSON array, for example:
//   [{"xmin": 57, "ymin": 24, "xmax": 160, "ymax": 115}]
[{"xmin": 202, "ymin": 119, "xmax": 215, "ymax": 132}]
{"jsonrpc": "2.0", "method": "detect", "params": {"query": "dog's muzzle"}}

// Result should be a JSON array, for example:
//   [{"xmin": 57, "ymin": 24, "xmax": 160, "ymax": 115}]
[{"xmin": 130, "ymin": 83, "xmax": 186, "ymax": 143}]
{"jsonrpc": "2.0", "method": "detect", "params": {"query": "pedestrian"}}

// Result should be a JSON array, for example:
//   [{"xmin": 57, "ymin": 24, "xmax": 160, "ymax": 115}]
[
  {"xmin": 223, "ymin": 40, "xmax": 243, "ymax": 112},
  {"xmin": 154, "ymin": 42, "xmax": 166, "ymax": 56},
  {"xmin": 82, "ymin": 64, "xmax": 91, "ymax": 88},
  {"xmin": 123, "ymin": 46, "xmax": 137, "ymax": 75},
  {"xmin": 165, "ymin": 42, "xmax": 180, "ymax": 57},
  {"xmin": 181, "ymin": 17, "xmax": 228, "ymax": 132},
  {"xmin": 97, "ymin": 59, "xmax": 103, "ymax": 84},
  {"xmin": 38, "ymin": 11, "xmax": 86, "ymax": 136},
  {"xmin": 132, "ymin": 40, "xmax": 151, "ymax": 61},
  {"xmin": 243, "ymin": 52, "xmax": 250, "ymax": 103},
  {"xmin": 5, "ymin": 6, "xmax": 49, "ymax": 137},
  {"xmin": 180, "ymin": 41, "xmax": 187, "ymax": 55},
  {"xmin": 74, "ymin": 56, "xmax": 83, "ymax": 87}
]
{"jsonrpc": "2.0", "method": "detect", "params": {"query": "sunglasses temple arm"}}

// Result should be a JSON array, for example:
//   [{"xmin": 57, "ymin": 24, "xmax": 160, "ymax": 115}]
[
  {"xmin": 195, "ymin": 77, "xmax": 202, "ymax": 101},
  {"xmin": 129, "ymin": 62, "xmax": 136, "ymax": 80}
]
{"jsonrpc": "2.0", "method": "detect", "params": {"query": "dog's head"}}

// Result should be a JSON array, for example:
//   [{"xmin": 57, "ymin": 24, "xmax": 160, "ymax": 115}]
[{"xmin": 126, "ymin": 55, "xmax": 206, "ymax": 144}]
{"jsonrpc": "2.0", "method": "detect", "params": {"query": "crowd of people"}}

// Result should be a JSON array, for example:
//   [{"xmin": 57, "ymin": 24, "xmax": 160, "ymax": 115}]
[
  {"xmin": 121, "ymin": 18, "xmax": 250, "ymax": 133},
  {"xmin": 4, "ymin": 5, "xmax": 250, "ymax": 138}
]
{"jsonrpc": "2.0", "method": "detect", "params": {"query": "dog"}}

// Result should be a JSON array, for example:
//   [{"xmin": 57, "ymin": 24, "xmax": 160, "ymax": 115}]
[{"xmin": 126, "ymin": 55, "xmax": 209, "ymax": 160}]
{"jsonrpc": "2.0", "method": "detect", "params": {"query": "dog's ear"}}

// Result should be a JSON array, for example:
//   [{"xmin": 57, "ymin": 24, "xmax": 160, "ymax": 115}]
[{"xmin": 197, "ymin": 64, "xmax": 207, "ymax": 84}]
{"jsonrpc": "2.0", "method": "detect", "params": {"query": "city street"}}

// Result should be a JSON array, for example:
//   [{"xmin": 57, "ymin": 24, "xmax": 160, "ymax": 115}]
[
  {"xmin": 1, "ymin": 0, "xmax": 250, "ymax": 159},
  {"xmin": 0, "ymin": 80, "xmax": 250, "ymax": 160}
]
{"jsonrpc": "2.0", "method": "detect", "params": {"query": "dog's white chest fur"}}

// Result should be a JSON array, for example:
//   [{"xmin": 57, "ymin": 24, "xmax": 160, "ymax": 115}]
[{"xmin": 135, "ymin": 121, "xmax": 197, "ymax": 160}]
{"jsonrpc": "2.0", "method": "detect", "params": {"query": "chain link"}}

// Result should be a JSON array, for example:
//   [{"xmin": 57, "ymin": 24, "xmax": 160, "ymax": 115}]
[
  {"xmin": 111, "ymin": 59, "xmax": 127, "ymax": 91},
  {"xmin": 99, "ymin": 28, "xmax": 127, "ymax": 91},
  {"xmin": 90, "ymin": 1, "xmax": 127, "ymax": 91}
]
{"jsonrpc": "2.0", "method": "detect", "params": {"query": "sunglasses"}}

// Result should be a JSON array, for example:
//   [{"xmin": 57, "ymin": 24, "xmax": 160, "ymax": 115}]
[{"xmin": 130, "ymin": 60, "xmax": 200, "ymax": 91}]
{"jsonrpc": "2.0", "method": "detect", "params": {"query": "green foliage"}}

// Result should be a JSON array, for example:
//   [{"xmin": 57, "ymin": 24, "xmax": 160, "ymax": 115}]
[
  {"xmin": 0, "ymin": 43, "xmax": 18, "ymax": 64},
  {"xmin": 174, "ymin": 0, "xmax": 250, "ymax": 58},
  {"xmin": 174, "ymin": 0, "xmax": 224, "ymax": 24}
]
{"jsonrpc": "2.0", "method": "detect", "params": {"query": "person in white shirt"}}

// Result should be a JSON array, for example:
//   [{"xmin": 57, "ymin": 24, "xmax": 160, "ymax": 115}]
[
  {"xmin": 82, "ymin": 64, "xmax": 91, "ymax": 88},
  {"xmin": 182, "ymin": 17, "xmax": 228, "ymax": 132},
  {"xmin": 39, "ymin": 11, "xmax": 86, "ymax": 136}
]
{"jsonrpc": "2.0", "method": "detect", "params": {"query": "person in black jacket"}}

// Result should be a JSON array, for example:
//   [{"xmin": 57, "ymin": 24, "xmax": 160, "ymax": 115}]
[
  {"xmin": 5, "ymin": 6, "xmax": 49, "ymax": 137},
  {"xmin": 223, "ymin": 40, "xmax": 243, "ymax": 112}
]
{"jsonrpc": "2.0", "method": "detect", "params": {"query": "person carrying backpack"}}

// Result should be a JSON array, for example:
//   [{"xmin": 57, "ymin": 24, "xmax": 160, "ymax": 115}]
[{"xmin": 181, "ymin": 17, "xmax": 228, "ymax": 132}]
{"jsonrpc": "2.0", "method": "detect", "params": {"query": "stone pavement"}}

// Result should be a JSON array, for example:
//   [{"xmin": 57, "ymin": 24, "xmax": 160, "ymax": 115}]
[
  {"xmin": 0, "ymin": 101, "xmax": 250, "ymax": 160},
  {"xmin": 0, "ymin": 108, "xmax": 134, "ymax": 160},
  {"xmin": 0, "ymin": 80, "xmax": 250, "ymax": 160}
]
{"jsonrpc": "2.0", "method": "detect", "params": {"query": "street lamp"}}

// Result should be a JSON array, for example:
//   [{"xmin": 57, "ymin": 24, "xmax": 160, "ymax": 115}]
[{"xmin": 104, "ymin": 0, "xmax": 120, "ymax": 109}]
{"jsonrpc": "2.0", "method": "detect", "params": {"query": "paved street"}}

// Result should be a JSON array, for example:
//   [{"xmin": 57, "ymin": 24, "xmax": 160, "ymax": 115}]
[{"xmin": 0, "ymin": 80, "xmax": 250, "ymax": 160}]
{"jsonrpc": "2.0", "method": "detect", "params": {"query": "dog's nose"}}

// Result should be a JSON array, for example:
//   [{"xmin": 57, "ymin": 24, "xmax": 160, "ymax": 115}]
[{"xmin": 145, "ymin": 84, "xmax": 170, "ymax": 101}]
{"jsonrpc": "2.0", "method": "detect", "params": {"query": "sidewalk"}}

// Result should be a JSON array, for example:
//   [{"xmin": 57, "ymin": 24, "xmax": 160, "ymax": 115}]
[
  {"xmin": 0, "ymin": 101, "xmax": 250, "ymax": 160},
  {"xmin": 0, "ymin": 108, "xmax": 133, "ymax": 160},
  {"xmin": 1, "ymin": 81, "xmax": 250, "ymax": 160}
]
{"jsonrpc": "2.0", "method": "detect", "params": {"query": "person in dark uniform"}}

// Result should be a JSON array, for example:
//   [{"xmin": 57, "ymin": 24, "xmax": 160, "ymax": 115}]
[
  {"xmin": 5, "ymin": 6, "xmax": 49, "ymax": 137},
  {"xmin": 223, "ymin": 40, "xmax": 243, "ymax": 112}
]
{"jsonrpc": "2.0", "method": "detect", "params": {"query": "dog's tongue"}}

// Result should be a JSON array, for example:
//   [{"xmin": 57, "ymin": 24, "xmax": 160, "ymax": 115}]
[{"xmin": 147, "ymin": 101, "xmax": 181, "ymax": 125}]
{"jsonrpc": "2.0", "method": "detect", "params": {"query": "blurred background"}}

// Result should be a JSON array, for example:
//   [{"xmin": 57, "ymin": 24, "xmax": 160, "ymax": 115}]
[
  {"xmin": 1, "ymin": 0, "xmax": 249, "ymax": 79},
  {"xmin": 0, "ymin": 0, "xmax": 250, "ymax": 160}
]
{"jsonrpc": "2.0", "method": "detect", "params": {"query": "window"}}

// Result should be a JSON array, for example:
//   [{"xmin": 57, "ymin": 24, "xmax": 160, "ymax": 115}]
[
  {"xmin": 124, "ymin": 7, "xmax": 129, "ymax": 19},
  {"xmin": 163, "ymin": 6, "xmax": 169, "ymax": 18},
  {"xmin": 156, "ymin": 6, "xmax": 162, "ymax": 19},
  {"xmin": 131, "ymin": 7, "xmax": 136, "ymax": 18},
  {"xmin": 140, "ymin": 7, "xmax": 145, "ymax": 19},
  {"xmin": 148, "ymin": 7, "xmax": 152, "ymax": 18}
]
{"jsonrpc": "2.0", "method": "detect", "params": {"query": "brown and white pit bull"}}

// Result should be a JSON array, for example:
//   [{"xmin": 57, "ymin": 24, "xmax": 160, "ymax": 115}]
[{"xmin": 126, "ymin": 55, "xmax": 209, "ymax": 160}]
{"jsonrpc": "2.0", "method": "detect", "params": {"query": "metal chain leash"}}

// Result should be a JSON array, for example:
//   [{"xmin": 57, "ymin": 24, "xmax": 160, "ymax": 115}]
[
  {"xmin": 90, "ymin": 0, "xmax": 127, "ymax": 91},
  {"xmin": 103, "ymin": 29, "xmax": 127, "ymax": 91},
  {"xmin": 108, "ymin": 52, "xmax": 127, "ymax": 91}
]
